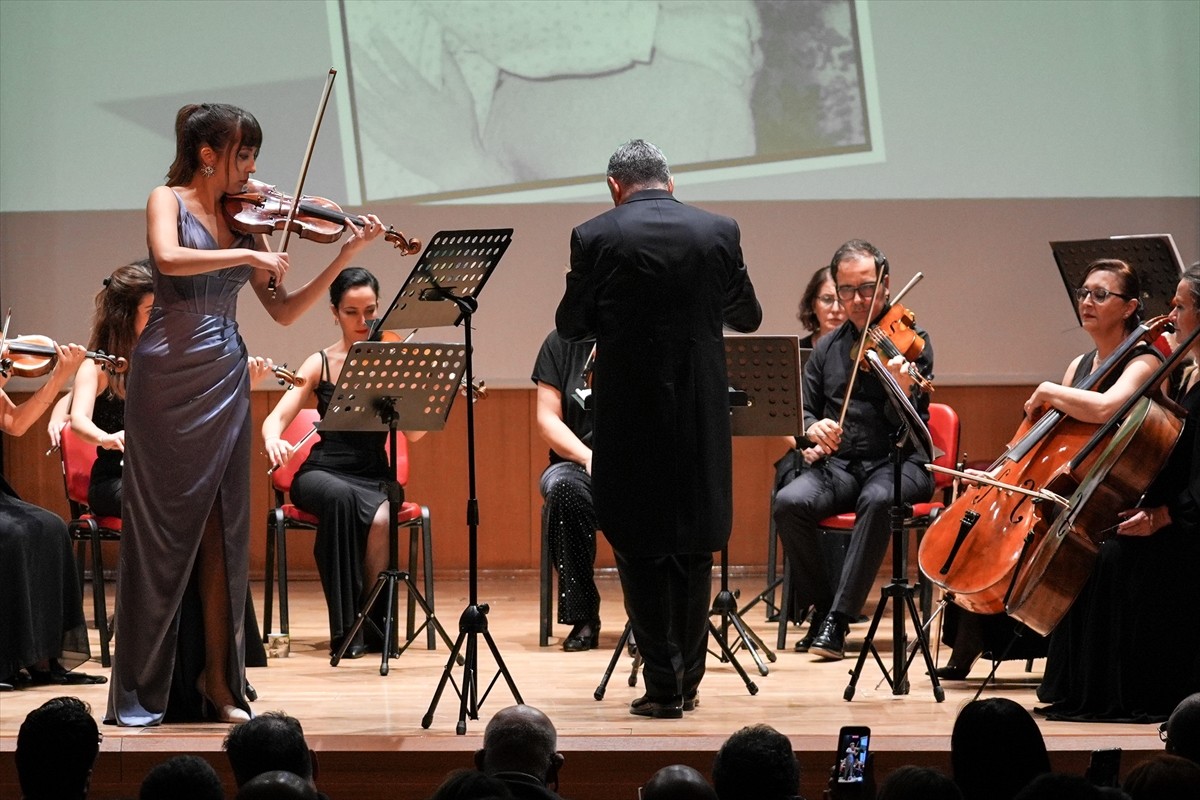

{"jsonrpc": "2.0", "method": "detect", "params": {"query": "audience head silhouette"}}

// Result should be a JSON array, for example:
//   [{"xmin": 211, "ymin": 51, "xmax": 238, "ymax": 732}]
[
  {"xmin": 223, "ymin": 711, "xmax": 317, "ymax": 788},
  {"xmin": 235, "ymin": 770, "xmax": 319, "ymax": 800},
  {"xmin": 951, "ymin": 698, "xmax": 1051, "ymax": 800},
  {"xmin": 1164, "ymin": 693, "xmax": 1200, "ymax": 765},
  {"xmin": 429, "ymin": 768, "xmax": 515, "ymax": 800},
  {"xmin": 711, "ymin": 724, "xmax": 800, "ymax": 800},
  {"xmin": 1011, "ymin": 773, "xmax": 1103, "ymax": 800},
  {"xmin": 138, "ymin": 754, "xmax": 224, "ymax": 800},
  {"xmin": 641, "ymin": 764, "xmax": 718, "ymax": 800},
  {"xmin": 474, "ymin": 705, "xmax": 563, "ymax": 789},
  {"xmin": 877, "ymin": 765, "xmax": 963, "ymax": 800},
  {"xmin": 1121, "ymin": 754, "xmax": 1200, "ymax": 800},
  {"xmin": 15, "ymin": 696, "xmax": 100, "ymax": 800}
]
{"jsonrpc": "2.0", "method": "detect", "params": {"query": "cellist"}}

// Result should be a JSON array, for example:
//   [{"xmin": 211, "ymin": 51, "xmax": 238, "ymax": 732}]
[
  {"xmin": 937, "ymin": 258, "xmax": 1162, "ymax": 679},
  {"xmin": 773, "ymin": 239, "xmax": 935, "ymax": 661},
  {"xmin": 1036, "ymin": 263, "xmax": 1200, "ymax": 722}
]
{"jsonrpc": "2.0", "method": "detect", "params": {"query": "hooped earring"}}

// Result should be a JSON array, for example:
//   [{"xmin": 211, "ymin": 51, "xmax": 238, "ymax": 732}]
[{"xmin": 200, "ymin": 164, "xmax": 215, "ymax": 178}]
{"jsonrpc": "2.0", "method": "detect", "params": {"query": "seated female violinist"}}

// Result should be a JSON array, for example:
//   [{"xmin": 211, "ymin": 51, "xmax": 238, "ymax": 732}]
[
  {"xmin": 0, "ymin": 337, "xmax": 106, "ymax": 689},
  {"xmin": 1036, "ymin": 263, "xmax": 1200, "ymax": 722},
  {"xmin": 939, "ymin": 258, "xmax": 1161, "ymax": 680},
  {"xmin": 261, "ymin": 267, "xmax": 425, "ymax": 658},
  {"xmin": 68, "ymin": 262, "xmax": 155, "ymax": 516}
]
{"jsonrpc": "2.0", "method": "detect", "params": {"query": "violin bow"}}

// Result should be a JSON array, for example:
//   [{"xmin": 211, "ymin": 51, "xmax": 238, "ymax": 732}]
[
  {"xmin": 837, "ymin": 267, "xmax": 889, "ymax": 428},
  {"xmin": 266, "ymin": 68, "xmax": 338, "ymax": 297}
]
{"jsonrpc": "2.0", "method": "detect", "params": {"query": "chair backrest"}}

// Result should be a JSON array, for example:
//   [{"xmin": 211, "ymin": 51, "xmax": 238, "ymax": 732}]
[
  {"xmin": 927, "ymin": 402, "xmax": 961, "ymax": 492},
  {"xmin": 59, "ymin": 425, "xmax": 98, "ymax": 511},
  {"xmin": 271, "ymin": 407, "xmax": 411, "ymax": 492}
]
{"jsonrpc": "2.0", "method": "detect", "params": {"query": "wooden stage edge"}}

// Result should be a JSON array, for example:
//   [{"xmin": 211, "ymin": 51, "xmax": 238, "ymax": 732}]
[{"xmin": 0, "ymin": 572, "xmax": 1162, "ymax": 800}]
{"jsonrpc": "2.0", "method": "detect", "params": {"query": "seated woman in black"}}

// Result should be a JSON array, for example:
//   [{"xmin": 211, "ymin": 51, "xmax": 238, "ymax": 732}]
[{"xmin": 262, "ymin": 267, "xmax": 424, "ymax": 657}]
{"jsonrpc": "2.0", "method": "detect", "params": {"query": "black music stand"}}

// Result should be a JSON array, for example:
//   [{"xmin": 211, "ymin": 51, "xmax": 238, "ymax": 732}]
[
  {"xmin": 1050, "ymin": 234, "xmax": 1184, "ymax": 325},
  {"xmin": 324, "ymin": 342, "xmax": 464, "ymax": 675},
  {"xmin": 843, "ymin": 349, "xmax": 944, "ymax": 702},
  {"xmin": 371, "ymin": 229, "xmax": 521, "ymax": 734}
]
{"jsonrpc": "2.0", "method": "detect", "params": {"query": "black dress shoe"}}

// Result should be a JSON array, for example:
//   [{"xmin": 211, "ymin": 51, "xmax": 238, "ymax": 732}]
[
  {"xmin": 794, "ymin": 611, "xmax": 826, "ymax": 653},
  {"xmin": 933, "ymin": 663, "xmax": 972, "ymax": 681},
  {"xmin": 563, "ymin": 621, "xmax": 600, "ymax": 652},
  {"xmin": 27, "ymin": 663, "xmax": 107, "ymax": 685},
  {"xmin": 810, "ymin": 613, "xmax": 848, "ymax": 660},
  {"xmin": 330, "ymin": 636, "xmax": 368, "ymax": 659},
  {"xmin": 630, "ymin": 694, "xmax": 684, "ymax": 719},
  {"xmin": 682, "ymin": 691, "xmax": 699, "ymax": 712}
]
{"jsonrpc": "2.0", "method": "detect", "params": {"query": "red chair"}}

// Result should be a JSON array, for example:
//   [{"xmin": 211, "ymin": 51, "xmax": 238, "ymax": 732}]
[
  {"xmin": 59, "ymin": 426, "xmax": 121, "ymax": 667},
  {"xmin": 777, "ymin": 402, "xmax": 962, "ymax": 648},
  {"xmin": 263, "ymin": 408, "xmax": 436, "ymax": 649}
]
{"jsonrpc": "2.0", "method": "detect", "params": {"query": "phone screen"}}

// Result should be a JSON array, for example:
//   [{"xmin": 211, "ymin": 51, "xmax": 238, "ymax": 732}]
[
  {"xmin": 1086, "ymin": 748, "xmax": 1121, "ymax": 787},
  {"xmin": 836, "ymin": 728, "xmax": 870, "ymax": 784}
]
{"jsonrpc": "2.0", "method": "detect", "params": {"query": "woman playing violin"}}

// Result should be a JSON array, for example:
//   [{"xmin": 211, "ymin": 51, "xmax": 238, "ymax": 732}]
[
  {"xmin": 107, "ymin": 103, "xmax": 386, "ymax": 727},
  {"xmin": 938, "ymin": 259, "xmax": 1165, "ymax": 680},
  {"xmin": 1, "ymin": 338, "xmax": 106, "ymax": 689},
  {"xmin": 1035, "ymin": 263, "xmax": 1200, "ymax": 722},
  {"xmin": 262, "ymin": 268, "xmax": 424, "ymax": 658}
]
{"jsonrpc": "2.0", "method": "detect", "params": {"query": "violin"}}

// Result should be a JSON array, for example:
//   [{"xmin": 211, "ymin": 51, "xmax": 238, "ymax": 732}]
[
  {"xmin": 853, "ymin": 303, "xmax": 933, "ymax": 393},
  {"xmin": 271, "ymin": 364, "xmax": 305, "ymax": 390},
  {"xmin": 223, "ymin": 179, "xmax": 421, "ymax": 255},
  {"xmin": 1, "ymin": 334, "xmax": 128, "ymax": 378},
  {"xmin": 459, "ymin": 377, "xmax": 487, "ymax": 402}
]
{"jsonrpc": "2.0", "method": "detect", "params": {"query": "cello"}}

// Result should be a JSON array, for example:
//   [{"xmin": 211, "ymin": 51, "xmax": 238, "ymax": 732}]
[
  {"xmin": 916, "ymin": 315, "xmax": 1173, "ymax": 616},
  {"xmin": 1004, "ymin": 322, "xmax": 1196, "ymax": 634}
]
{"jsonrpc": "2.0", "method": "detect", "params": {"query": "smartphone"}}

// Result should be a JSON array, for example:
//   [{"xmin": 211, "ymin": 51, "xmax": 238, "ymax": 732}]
[
  {"xmin": 1085, "ymin": 747, "xmax": 1121, "ymax": 787},
  {"xmin": 835, "ymin": 725, "xmax": 871, "ymax": 784}
]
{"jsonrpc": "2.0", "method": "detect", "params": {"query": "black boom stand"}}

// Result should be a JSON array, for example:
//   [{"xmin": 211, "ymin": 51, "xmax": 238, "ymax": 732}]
[
  {"xmin": 324, "ymin": 343, "xmax": 464, "ymax": 675},
  {"xmin": 844, "ymin": 350, "xmax": 944, "ymax": 702},
  {"xmin": 371, "ymin": 229, "xmax": 520, "ymax": 734}
]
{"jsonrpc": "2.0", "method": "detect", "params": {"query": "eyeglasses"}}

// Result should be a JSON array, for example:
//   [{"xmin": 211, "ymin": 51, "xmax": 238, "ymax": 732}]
[
  {"xmin": 815, "ymin": 294, "xmax": 838, "ymax": 307},
  {"xmin": 1159, "ymin": 722, "xmax": 1170, "ymax": 743},
  {"xmin": 1075, "ymin": 287, "xmax": 1132, "ymax": 303},
  {"xmin": 836, "ymin": 282, "xmax": 879, "ymax": 301}
]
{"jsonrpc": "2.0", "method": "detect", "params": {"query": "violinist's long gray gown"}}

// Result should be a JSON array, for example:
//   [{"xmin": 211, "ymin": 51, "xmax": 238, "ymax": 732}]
[{"xmin": 106, "ymin": 194, "xmax": 255, "ymax": 725}]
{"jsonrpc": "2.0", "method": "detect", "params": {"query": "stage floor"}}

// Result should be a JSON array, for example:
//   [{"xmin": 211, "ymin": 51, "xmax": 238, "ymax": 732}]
[{"xmin": 0, "ymin": 572, "xmax": 1153, "ymax": 799}]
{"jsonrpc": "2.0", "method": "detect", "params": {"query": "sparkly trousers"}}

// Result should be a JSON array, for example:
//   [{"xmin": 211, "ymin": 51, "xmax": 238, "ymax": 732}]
[{"xmin": 539, "ymin": 461, "xmax": 601, "ymax": 624}]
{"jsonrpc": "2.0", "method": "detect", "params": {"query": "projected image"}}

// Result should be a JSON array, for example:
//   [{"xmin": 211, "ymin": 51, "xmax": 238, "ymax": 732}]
[{"xmin": 339, "ymin": 0, "xmax": 872, "ymax": 202}]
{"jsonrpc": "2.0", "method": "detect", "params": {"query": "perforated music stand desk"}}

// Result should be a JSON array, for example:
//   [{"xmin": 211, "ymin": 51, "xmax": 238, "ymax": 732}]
[
  {"xmin": 321, "ymin": 342, "xmax": 465, "ymax": 675},
  {"xmin": 1050, "ymin": 234, "xmax": 1184, "ymax": 326},
  {"xmin": 373, "ymin": 229, "xmax": 513, "ymax": 334}
]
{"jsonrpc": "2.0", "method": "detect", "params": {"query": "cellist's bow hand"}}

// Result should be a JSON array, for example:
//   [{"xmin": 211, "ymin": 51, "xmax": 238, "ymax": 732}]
[
  {"xmin": 961, "ymin": 466, "xmax": 998, "ymax": 487},
  {"xmin": 264, "ymin": 436, "xmax": 295, "ymax": 473},
  {"xmin": 806, "ymin": 418, "xmax": 842, "ymax": 454},
  {"xmin": 1117, "ymin": 506, "xmax": 1169, "ymax": 537}
]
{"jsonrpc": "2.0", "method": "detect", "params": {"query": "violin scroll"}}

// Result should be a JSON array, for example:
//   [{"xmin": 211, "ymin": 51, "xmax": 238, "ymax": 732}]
[{"xmin": 271, "ymin": 364, "xmax": 306, "ymax": 390}]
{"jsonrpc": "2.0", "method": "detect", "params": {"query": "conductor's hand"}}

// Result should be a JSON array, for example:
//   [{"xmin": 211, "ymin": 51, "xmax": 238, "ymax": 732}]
[{"xmin": 806, "ymin": 418, "xmax": 842, "ymax": 454}]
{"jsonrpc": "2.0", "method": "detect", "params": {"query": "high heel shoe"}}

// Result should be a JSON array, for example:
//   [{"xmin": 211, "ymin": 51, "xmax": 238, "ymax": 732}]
[{"xmin": 196, "ymin": 674, "xmax": 250, "ymax": 724}]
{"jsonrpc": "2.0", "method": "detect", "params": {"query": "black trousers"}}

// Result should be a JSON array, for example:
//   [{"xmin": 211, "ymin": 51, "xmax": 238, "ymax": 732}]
[{"xmin": 613, "ymin": 549, "xmax": 713, "ymax": 701}]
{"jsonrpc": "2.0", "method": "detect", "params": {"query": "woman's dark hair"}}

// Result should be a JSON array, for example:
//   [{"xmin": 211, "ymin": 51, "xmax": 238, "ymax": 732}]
[
  {"xmin": 89, "ymin": 260, "xmax": 153, "ymax": 399},
  {"xmin": 1083, "ymin": 258, "xmax": 1142, "ymax": 332},
  {"xmin": 165, "ymin": 103, "xmax": 261, "ymax": 186},
  {"xmin": 798, "ymin": 266, "xmax": 833, "ymax": 333},
  {"xmin": 951, "ymin": 698, "xmax": 1051, "ymax": 800},
  {"xmin": 329, "ymin": 267, "xmax": 380, "ymax": 307}
]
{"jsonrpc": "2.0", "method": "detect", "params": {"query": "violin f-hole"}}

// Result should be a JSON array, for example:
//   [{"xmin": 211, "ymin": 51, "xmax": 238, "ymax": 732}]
[{"xmin": 938, "ymin": 509, "xmax": 980, "ymax": 575}]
